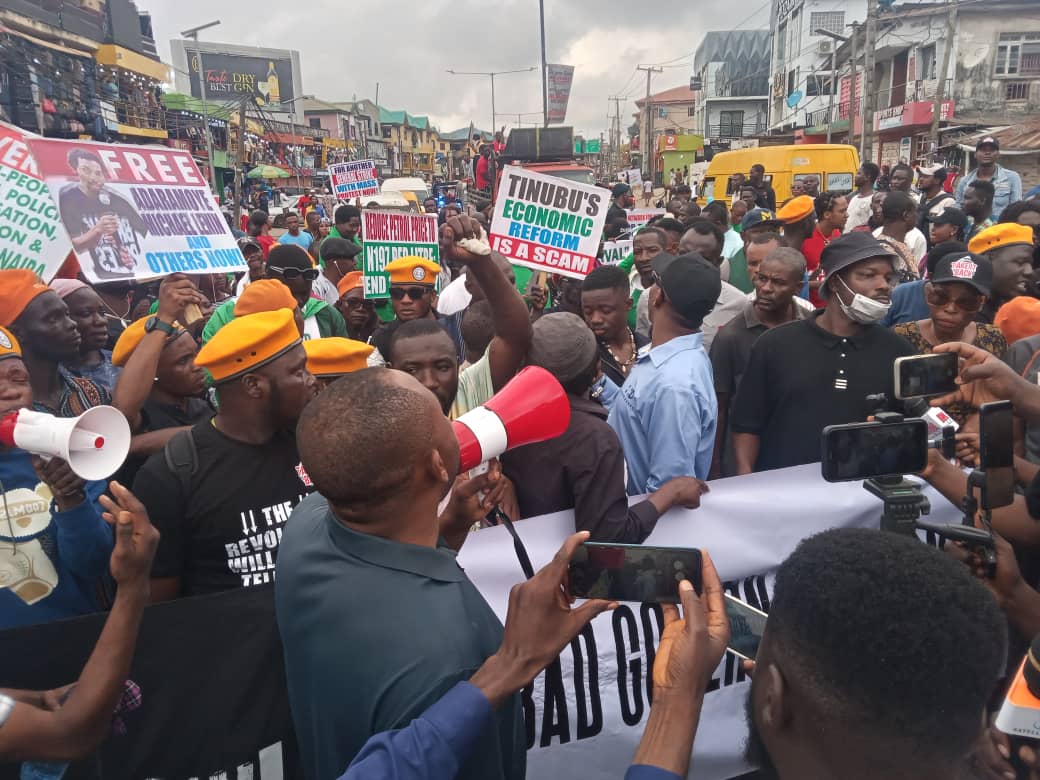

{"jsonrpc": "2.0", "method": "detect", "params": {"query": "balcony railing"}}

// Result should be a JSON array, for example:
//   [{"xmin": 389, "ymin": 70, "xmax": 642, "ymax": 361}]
[{"xmin": 708, "ymin": 123, "xmax": 767, "ymax": 140}]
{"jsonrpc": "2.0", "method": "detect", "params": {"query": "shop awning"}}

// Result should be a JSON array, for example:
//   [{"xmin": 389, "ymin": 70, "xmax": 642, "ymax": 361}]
[
  {"xmin": 95, "ymin": 44, "xmax": 170, "ymax": 82},
  {"xmin": 116, "ymin": 123, "xmax": 168, "ymax": 139}
]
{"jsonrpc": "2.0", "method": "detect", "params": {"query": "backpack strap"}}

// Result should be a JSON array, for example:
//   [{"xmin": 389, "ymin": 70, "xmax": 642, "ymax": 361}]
[{"xmin": 162, "ymin": 428, "xmax": 198, "ymax": 498}]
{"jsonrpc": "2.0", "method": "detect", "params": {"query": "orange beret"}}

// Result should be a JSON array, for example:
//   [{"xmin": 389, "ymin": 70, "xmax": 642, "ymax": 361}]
[
  {"xmin": 777, "ymin": 195, "xmax": 815, "ymax": 224},
  {"xmin": 303, "ymin": 337, "xmax": 374, "ymax": 377},
  {"xmin": 969, "ymin": 223, "xmax": 1035, "ymax": 255},
  {"xmin": 337, "ymin": 271, "xmax": 365, "ymax": 299},
  {"xmin": 234, "ymin": 279, "xmax": 298, "ymax": 317},
  {"xmin": 112, "ymin": 316, "xmax": 185, "ymax": 367},
  {"xmin": 0, "ymin": 326, "xmax": 22, "ymax": 361},
  {"xmin": 0, "ymin": 269, "xmax": 51, "ymax": 327},
  {"xmin": 196, "ymin": 308, "xmax": 301, "ymax": 383},
  {"xmin": 995, "ymin": 296, "xmax": 1040, "ymax": 346},
  {"xmin": 384, "ymin": 256, "xmax": 441, "ymax": 286}
]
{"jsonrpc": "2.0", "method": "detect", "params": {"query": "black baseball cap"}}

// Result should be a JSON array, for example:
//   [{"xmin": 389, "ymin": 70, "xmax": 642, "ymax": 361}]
[
  {"xmin": 927, "ymin": 207, "xmax": 968, "ymax": 229},
  {"xmin": 651, "ymin": 251, "xmax": 721, "ymax": 325},
  {"xmin": 741, "ymin": 208, "xmax": 782, "ymax": 232},
  {"xmin": 319, "ymin": 236, "xmax": 362, "ymax": 261},
  {"xmin": 929, "ymin": 252, "xmax": 993, "ymax": 297},
  {"xmin": 820, "ymin": 232, "xmax": 897, "ymax": 277},
  {"xmin": 612, "ymin": 182, "xmax": 632, "ymax": 198},
  {"xmin": 976, "ymin": 136, "xmax": 1000, "ymax": 151}
]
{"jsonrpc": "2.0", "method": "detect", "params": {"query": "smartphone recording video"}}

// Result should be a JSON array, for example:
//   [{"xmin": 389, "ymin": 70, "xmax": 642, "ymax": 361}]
[
  {"xmin": 724, "ymin": 594, "xmax": 768, "ymax": 661},
  {"xmin": 568, "ymin": 543, "xmax": 702, "ymax": 604},
  {"xmin": 980, "ymin": 401, "xmax": 1014, "ymax": 510},
  {"xmin": 893, "ymin": 353, "xmax": 959, "ymax": 400},
  {"xmin": 821, "ymin": 419, "xmax": 929, "ymax": 482}
]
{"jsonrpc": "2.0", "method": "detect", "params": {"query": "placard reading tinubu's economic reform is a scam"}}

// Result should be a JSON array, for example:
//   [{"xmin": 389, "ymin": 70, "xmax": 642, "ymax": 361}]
[
  {"xmin": 489, "ymin": 165, "xmax": 607, "ymax": 280},
  {"xmin": 26, "ymin": 137, "xmax": 244, "ymax": 284}
]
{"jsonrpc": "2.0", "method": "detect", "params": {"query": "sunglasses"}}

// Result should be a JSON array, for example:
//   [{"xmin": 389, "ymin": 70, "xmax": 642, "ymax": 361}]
[
  {"xmin": 343, "ymin": 298, "xmax": 375, "ymax": 310},
  {"xmin": 268, "ymin": 265, "xmax": 319, "ymax": 281},
  {"xmin": 390, "ymin": 286, "xmax": 432, "ymax": 301},
  {"xmin": 925, "ymin": 285, "xmax": 982, "ymax": 312}
]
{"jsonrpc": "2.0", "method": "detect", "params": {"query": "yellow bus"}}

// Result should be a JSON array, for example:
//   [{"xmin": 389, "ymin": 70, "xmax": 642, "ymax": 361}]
[{"xmin": 698, "ymin": 144, "xmax": 860, "ymax": 207}]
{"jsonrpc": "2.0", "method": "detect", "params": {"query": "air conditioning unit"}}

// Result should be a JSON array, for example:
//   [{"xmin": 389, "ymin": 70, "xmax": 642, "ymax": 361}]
[{"xmin": 818, "ymin": 40, "xmax": 833, "ymax": 55}]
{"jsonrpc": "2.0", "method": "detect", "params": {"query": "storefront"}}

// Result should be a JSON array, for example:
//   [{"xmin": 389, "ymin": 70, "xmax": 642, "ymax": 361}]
[
  {"xmin": 94, "ymin": 44, "xmax": 170, "ymax": 141},
  {"xmin": 657, "ymin": 133, "xmax": 704, "ymax": 185}
]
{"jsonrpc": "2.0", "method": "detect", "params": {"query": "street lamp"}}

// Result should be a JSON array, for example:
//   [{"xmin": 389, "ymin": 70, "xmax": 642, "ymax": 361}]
[
  {"xmin": 446, "ymin": 67, "xmax": 536, "ymax": 137},
  {"xmin": 181, "ymin": 20, "xmax": 221, "ymax": 194},
  {"xmin": 815, "ymin": 27, "xmax": 850, "ymax": 144},
  {"xmin": 283, "ymin": 94, "xmax": 316, "ymax": 192}
]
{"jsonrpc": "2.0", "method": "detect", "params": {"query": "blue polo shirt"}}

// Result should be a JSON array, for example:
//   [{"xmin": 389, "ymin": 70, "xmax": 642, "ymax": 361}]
[
  {"xmin": 275, "ymin": 491, "xmax": 525, "ymax": 780},
  {"xmin": 604, "ymin": 333, "xmax": 718, "ymax": 493}
]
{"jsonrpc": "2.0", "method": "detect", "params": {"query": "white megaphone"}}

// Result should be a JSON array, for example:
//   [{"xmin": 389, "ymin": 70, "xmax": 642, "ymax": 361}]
[
  {"xmin": 453, "ymin": 366, "xmax": 571, "ymax": 472},
  {"xmin": 0, "ymin": 406, "xmax": 132, "ymax": 481}
]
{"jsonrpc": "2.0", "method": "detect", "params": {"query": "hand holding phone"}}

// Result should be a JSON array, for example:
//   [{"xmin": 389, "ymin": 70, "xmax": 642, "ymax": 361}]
[
  {"xmin": 894, "ymin": 352, "xmax": 959, "ymax": 400},
  {"xmin": 568, "ymin": 543, "xmax": 703, "ymax": 603},
  {"xmin": 653, "ymin": 551, "xmax": 730, "ymax": 695}
]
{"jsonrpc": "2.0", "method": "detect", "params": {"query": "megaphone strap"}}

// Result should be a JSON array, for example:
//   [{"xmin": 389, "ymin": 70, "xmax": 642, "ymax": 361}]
[{"xmin": 487, "ymin": 508, "xmax": 534, "ymax": 581}]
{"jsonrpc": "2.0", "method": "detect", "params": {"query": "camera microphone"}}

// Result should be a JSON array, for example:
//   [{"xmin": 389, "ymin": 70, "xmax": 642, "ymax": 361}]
[{"xmin": 904, "ymin": 398, "xmax": 958, "ymax": 455}]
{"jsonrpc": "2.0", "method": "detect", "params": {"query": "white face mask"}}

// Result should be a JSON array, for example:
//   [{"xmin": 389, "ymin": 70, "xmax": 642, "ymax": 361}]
[
  {"xmin": 436, "ymin": 485, "xmax": 454, "ymax": 518},
  {"xmin": 836, "ymin": 275, "xmax": 891, "ymax": 324}
]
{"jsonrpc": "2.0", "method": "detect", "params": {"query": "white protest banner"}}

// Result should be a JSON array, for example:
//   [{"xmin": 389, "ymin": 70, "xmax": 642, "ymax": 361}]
[
  {"xmin": 459, "ymin": 464, "xmax": 962, "ymax": 779},
  {"xmin": 625, "ymin": 208, "xmax": 666, "ymax": 235},
  {"xmin": 0, "ymin": 122, "xmax": 72, "ymax": 281},
  {"xmin": 626, "ymin": 169, "xmax": 642, "ymax": 189},
  {"xmin": 26, "ymin": 137, "xmax": 243, "ymax": 284},
  {"xmin": 600, "ymin": 239, "xmax": 632, "ymax": 265},
  {"xmin": 361, "ymin": 210, "xmax": 439, "ymax": 299},
  {"xmin": 489, "ymin": 164, "xmax": 607, "ymax": 280},
  {"xmin": 329, "ymin": 159, "xmax": 379, "ymax": 200}
]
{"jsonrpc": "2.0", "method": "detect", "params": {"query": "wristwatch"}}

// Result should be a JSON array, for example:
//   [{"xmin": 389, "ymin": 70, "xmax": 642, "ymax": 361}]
[{"xmin": 144, "ymin": 316, "xmax": 176, "ymax": 336}]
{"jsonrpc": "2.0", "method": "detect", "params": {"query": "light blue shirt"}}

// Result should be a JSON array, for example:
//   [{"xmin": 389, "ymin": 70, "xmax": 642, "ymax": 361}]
[
  {"xmin": 956, "ymin": 163, "xmax": 1023, "ymax": 219},
  {"xmin": 278, "ymin": 230, "xmax": 314, "ymax": 251},
  {"xmin": 604, "ymin": 333, "xmax": 717, "ymax": 493}
]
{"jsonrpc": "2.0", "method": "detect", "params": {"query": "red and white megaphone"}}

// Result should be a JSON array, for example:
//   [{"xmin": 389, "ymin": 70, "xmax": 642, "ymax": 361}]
[
  {"xmin": 453, "ymin": 366, "xmax": 571, "ymax": 471},
  {"xmin": 0, "ymin": 406, "xmax": 132, "ymax": 481}
]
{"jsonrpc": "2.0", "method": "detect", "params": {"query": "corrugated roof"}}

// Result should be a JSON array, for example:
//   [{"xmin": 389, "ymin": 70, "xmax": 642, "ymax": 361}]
[
  {"xmin": 379, "ymin": 107, "xmax": 431, "ymax": 129},
  {"xmin": 440, "ymin": 127, "xmax": 492, "ymax": 141},
  {"xmin": 956, "ymin": 119, "xmax": 1040, "ymax": 152},
  {"xmin": 636, "ymin": 85, "xmax": 696, "ymax": 107}
]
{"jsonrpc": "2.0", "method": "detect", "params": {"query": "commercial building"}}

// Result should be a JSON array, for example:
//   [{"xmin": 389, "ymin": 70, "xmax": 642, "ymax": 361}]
[
  {"xmin": 633, "ymin": 84, "xmax": 697, "ymax": 184},
  {"xmin": 692, "ymin": 29, "xmax": 771, "ymax": 152}
]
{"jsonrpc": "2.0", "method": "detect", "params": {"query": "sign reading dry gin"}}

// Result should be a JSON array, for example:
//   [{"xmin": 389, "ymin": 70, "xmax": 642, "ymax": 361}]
[
  {"xmin": 329, "ymin": 159, "xmax": 379, "ymax": 200},
  {"xmin": 26, "ymin": 138, "xmax": 244, "ymax": 284},
  {"xmin": 490, "ymin": 165, "xmax": 606, "ymax": 280},
  {"xmin": 625, "ymin": 209, "xmax": 665, "ymax": 234},
  {"xmin": 0, "ymin": 123, "xmax": 71, "ymax": 281},
  {"xmin": 361, "ymin": 210, "xmax": 439, "ymax": 298}
]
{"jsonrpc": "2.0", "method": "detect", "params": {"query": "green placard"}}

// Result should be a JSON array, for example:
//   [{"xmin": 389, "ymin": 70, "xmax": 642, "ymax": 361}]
[{"xmin": 361, "ymin": 211, "xmax": 440, "ymax": 298}]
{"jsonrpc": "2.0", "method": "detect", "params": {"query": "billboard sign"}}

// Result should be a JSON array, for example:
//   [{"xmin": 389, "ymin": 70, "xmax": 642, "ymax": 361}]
[
  {"xmin": 546, "ymin": 64, "xmax": 575, "ymax": 124},
  {"xmin": 186, "ymin": 49, "xmax": 295, "ymax": 107}
]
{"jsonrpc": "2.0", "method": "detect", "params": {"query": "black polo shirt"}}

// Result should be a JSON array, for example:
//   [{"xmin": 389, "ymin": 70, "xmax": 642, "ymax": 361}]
[
  {"xmin": 275, "ymin": 492, "xmax": 525, "ymax": 780},
  {"xmin": 729, "ymin": 311, "xmax": 914, "ymax": 472},
  {"xmin": 710, "ymin": 299, "xmax": 808, "ymax": 398}
]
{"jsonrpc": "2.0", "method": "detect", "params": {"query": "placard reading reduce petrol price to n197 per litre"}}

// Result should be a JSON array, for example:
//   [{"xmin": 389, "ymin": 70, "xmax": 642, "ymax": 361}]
[
  {"xmin": 361, "ymin": 211, "xmax": 439, "ymax": 299},
  {"xmin": 489, "ymin": 164, "xmax": 607, "ymax": 280}
]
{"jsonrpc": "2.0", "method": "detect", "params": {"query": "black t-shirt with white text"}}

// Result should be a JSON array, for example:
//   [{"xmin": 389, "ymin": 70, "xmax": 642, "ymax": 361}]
[
  {"xmin": 58, "ymin": 184, "xmax": 148, "ymax": 280},
  {"xmin": 132, "ymin": 420, "xmax": 312, "ymax": 596}
]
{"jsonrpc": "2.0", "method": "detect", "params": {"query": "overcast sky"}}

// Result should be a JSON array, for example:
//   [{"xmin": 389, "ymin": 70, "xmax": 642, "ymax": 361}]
[{"xmin": 146, "ymin": 0, "xmax": 771, "ymax": 139}]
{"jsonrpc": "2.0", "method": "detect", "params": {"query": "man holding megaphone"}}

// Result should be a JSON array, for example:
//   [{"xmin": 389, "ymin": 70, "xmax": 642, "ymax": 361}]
[{"xmin": 0, "ymin": 327, "xmax": 115, "ymax": 629}]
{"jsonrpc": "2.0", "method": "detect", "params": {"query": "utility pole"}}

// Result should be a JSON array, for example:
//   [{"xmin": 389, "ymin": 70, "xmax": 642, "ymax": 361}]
[
  {"xmin": 233, "ymin": 98, "xmax": 247, "ymax": 227},
  {"xmin": 609, "ymin": 96, "xmax": 624, "ymax": 177},
  {"xmin": 849, "ymin": 22, "xmax": 859, "ymax": 152},
  {"xmin": 539, "ymin": 0, "xmax": 548, "ymax": 126},
  {"xmin": 929, "ymin": 2, "xmax": 958, "ymax": 160},
  {"xmin": 861, "ymin": 0, "xmax": 879, "ymax": 162},
  {"xmin": 637, "ymin": 65, "xmax": 662, "ymax": 181}
]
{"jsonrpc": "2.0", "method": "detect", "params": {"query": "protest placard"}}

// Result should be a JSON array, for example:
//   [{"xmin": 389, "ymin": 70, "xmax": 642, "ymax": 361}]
[
  {"xmin": 626, "ymin": 169, "xmax": 642, "ymax": 189},
  {"xmin": 0, "ymin": 122, "xmax": 72, "ymax": 281},
  {"xmin": 361, "ymin": 210, "xmax": 439, "ymax": 299},
  {"xmin": 489, "ymin": 164, "xmax": 607, "ymax": 280},
  {"xmin": 600, "ymin": 239, "xmax": 632, "ymax": 265},
  {"xmin": 329, "ymin": 160, "xmax": 379, "ymax": 200},
  {"xmin": 26, "ymin": 137, "xmax": 244, "ymax": 284},
  {"xmin": 625, "ymin": 208, "xmax": 666, "ymax": 235}
]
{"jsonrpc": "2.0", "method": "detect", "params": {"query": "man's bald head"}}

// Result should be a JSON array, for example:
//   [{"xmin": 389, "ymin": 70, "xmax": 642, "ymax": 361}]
[{"xmin": 297, "ymin": 368, "xmax": 458, "ymax": 518}]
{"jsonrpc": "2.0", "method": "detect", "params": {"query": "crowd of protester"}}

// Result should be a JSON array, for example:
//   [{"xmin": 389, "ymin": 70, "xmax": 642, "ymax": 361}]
[{"xmin": 5, "ymin": 131, "xmax": 1040, "ymax": 780}]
